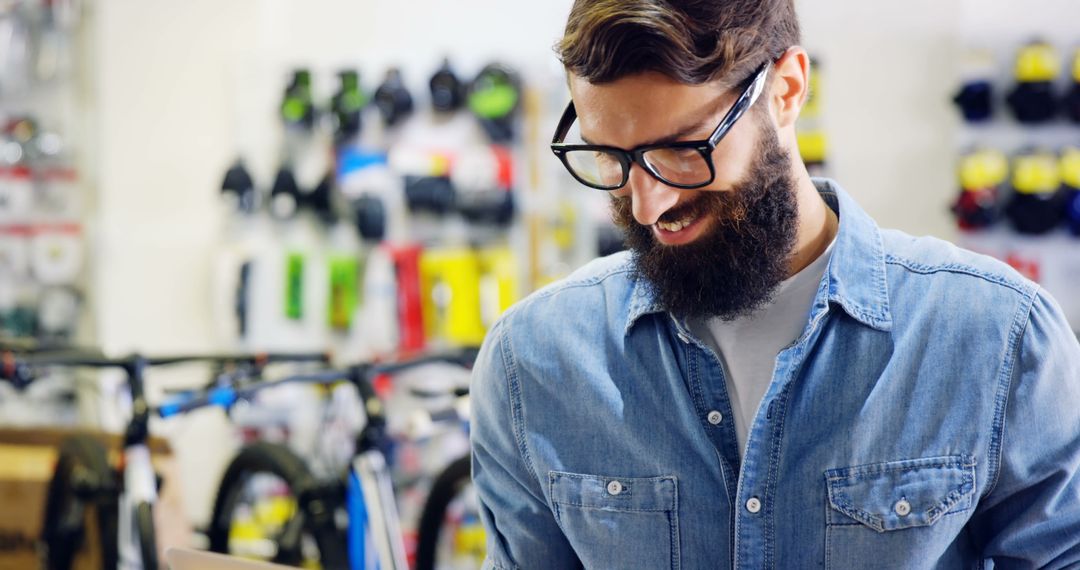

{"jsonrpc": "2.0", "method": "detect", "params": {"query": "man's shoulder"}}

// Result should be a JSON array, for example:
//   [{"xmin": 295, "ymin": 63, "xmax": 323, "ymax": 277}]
[
  {"xmin": 497, "ymin": 250, "xmax": 637, "ymax": 333},
  {"xmin": 878, "ymin": 228, "xmax": 1038, "ymax": 300}
]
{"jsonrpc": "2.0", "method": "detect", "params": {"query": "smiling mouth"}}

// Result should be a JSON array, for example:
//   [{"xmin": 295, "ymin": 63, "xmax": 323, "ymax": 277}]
[{"xmin": 655, "ymin": 214, "xmax": 698, "ymax": 232}]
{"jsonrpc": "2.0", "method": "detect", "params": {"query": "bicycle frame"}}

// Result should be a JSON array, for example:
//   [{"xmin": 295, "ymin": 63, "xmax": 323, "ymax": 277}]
[
  {"xmin": 2, "ymin": 349, "xmax": 329, "ymax": 570},
  {"xmin": 162, "ymin": 350, "xmax": 476, "ymax": 570}
]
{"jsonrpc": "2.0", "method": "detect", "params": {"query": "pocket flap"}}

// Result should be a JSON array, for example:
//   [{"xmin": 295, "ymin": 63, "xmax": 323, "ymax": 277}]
[
  {"xmin": 548, "ymin": 471, "xmax": 676, "ymax": 513},
  {"xmin": 825, "ymin": 455, "xmax": 976, "ymax": 532}
]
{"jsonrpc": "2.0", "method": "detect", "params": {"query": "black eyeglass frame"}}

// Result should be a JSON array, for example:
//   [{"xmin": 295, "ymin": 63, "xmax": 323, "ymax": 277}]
[{"xmin": 550, "ymin": 61, "xmax": 772, "ymax": 191}]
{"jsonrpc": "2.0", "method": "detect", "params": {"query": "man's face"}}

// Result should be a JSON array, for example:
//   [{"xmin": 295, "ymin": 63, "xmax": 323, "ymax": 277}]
[{"xmin": 569, "ymin": 71, "xmax": 800, "ymax": 321}]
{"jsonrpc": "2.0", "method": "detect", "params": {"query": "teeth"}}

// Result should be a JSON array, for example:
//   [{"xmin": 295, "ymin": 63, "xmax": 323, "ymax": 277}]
[{"xmin": 657, "ymin": 216, "xmax": 694, "ymax": 232}]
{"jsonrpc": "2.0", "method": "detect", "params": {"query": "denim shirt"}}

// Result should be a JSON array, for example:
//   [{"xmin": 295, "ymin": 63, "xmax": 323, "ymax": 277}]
[{"xmin": 470, "ymin": 179, "xmax": 1080, "ymax": 569}]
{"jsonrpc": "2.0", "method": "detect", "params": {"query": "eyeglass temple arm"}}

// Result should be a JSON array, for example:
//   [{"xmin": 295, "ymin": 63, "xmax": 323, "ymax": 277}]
[
  {"xmin": 553, "ymin": 100, "xmax": 578, "ymax": 144},
  {"xmin": 707, "ymin": 63, "xmax": 770, "ymax": 147}
]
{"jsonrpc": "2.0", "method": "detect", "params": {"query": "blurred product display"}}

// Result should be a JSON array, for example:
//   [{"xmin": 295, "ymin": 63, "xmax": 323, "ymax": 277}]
[
  {"xmin": 950, "ymin": 37, "xmax": 1080, "ymax": 333},
  {"xmin": 1005, "ymin": 41, "xmax": 1061, "ymax": 124},
  {"xmin": 0, "ymin": 0, "xmax": 86, "ymax": 346},
  {"xmin": 796, "ymin": 56, "xmax": 829, "ymax": 176}
]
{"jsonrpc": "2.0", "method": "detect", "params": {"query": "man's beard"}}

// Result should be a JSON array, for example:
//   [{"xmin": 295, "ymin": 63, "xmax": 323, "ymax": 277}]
[{"xmin": 611, "ymin": 118, "xmax": 800, "ymax": 321}]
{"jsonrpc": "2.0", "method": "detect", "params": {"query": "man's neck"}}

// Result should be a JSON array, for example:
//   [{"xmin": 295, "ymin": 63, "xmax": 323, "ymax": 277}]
[{"xmin": 788, "ymin": 169, "xmax": 838, "ymax": 278}]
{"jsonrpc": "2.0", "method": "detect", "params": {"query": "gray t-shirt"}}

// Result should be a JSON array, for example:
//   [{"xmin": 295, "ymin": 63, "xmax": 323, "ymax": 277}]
[{"xmin": 690, "ymin": 237, "xmax": 836, "ymax": 455}]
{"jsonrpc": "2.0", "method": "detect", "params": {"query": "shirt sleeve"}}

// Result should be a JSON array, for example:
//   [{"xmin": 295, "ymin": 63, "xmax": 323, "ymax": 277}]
[
  {"xmin": 470, "ymin": 319, "xmax": 583, "ymax": 570},
  {"xmin": 974, "ymin": 288, "xmax": 1080, "ymax": 566}
]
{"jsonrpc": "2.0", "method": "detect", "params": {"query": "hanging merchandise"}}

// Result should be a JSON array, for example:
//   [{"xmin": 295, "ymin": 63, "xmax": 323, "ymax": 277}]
[
  {"xmin": 29, "ymin": 224, "xmax": 82, "ymax": 286},
  {"xmin": 953, "ymin": 50, "xmax": 996, "ymax": 123},
  {"xmin": 338, "ymin": 148, "xmax": 403, "ymax": 242},
  {"xmin": 324, "ymin": 211, "xmax": 364, "ymax": 334},
  {"xmin": 213, "ymin": 160, "xmax": 263, "ymax": 345},
  {"xmin": 374, "ymin": 68, "xmax": 414, "ymax": 129},
  {"xmin": 419, "ymin": 248, "xmax": 485, "ymax": 348},
  {"xmin": 305, "ymin": 171, "xmax": 337, "ymax": 225},
  {"xmin": 468, "ymin": 63, "xmax": 522, "ymax": 143},
  {"xmin": 353, "ymin": 194, "xmax": 387, "ymax": 241},
  {"xmin": 281, "ymin": 69, "xmax": 317, "ymax": 131},
  {"xmin": 797, "ymin": 130, "xmax": 827, "ymax": 176},
  {"xmin": 357, "ymin": 245, "xmax": 399, "ymax": 357},
  {"xmin": 221, "ymin": 159, "xmax": 258, "ymax": 216},
  {"xmin": 1060, "ymin": 146, "xmax": 1080, "ymax": 236},
  {"xmin": 951, "ymin": 148, "xmax": 1008, "ymax": 230},
  {"xmin": 270, "ymin": 166, "xmax": 301, "ymax": 222},
  {"xmin": 399, "ymin": 151, "xmax": 456, "ymax": 216},
  {"xmin": 451, "ymin": 146, "xmax": 515, "ymax": 227},
  {"xmin": 1064, "ymin": 49, "xmax": 1080, "ymax": 124},
  {"xmin": 331, "ymin": 70, "xmax": 367, "ymax": 148},
  {"xmin": 1005, "ymin": 148, "xmax": 1064, "ymax": 235},
  {"xmin": 0, "ymin": 166, "xmax": 34, "ymax": 223},
  {"xmin": 387, "ymin": 243, "xmax": 426, "ymax": 353},
  {"xmin": 477, "ymin": 247, "xmax": 520, "ymax": 330},
  {"xmin": 429, "ymin": 59, "xmax": 466, "ymax": 114},
  {"xmin": 1005, "ymin": 41, "xmax": 1061, "ymax": 124},
  {"xmin": 36, "ymin": 285, "xmax": 79, "ymax": 339},
  {"xmin": 797, "ymin": 57, "xmax": 828, "ymax": 176}
]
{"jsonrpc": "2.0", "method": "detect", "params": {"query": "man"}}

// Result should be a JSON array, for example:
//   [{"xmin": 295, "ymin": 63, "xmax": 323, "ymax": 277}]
[{"xmin": 470, "ymin": 0, "xmax": 1080, "ymax": 567}]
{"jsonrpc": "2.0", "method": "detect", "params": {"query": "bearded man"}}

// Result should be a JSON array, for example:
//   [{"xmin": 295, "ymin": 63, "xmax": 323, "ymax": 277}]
[{"xmin": 469, "ymin": 1, "xmax": 1080, "ymax": 567}]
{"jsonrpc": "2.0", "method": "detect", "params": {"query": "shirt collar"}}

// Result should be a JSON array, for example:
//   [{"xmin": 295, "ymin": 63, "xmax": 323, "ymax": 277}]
[{"xmin": 625, "ymin": 178, "xmax": 893, "ymax": 336}]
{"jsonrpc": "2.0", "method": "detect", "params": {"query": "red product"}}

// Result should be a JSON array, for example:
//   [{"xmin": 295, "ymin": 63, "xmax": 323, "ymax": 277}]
[{"xmin": 385, "ymin": 243, "xmax": 426, "ymax": 353}]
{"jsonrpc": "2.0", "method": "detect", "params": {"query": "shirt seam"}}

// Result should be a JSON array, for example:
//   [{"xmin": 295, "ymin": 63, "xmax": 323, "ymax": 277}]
[
  {"xmin": 530, "ymin": 266, "xmax": 636, "ymax": 302},
  {"xmin": 883, "ymin": 255, "xmax": 1032, "ymax": 296},
  {"xmin": 982, "ymin": 285, "xmax": 1039, "ymax": 500},
  {"xmin": 497, "ymin": 320, "xmax": 546, "ymax": 501}
]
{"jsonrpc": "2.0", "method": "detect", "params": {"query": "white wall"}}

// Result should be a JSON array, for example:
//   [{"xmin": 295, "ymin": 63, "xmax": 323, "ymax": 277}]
[{"xmin": 86, "ymin": 0, "xmax": 1079, "ymax": 526}]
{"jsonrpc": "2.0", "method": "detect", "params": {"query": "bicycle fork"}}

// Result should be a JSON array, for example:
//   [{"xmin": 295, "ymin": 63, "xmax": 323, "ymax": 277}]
[
  {"xmin": 117, "ymin": 444, "xmax": 157, "ymax": 570},
  {"xmin": 348, "ymin": 449, "xmax": 408, "ymax": 570}
]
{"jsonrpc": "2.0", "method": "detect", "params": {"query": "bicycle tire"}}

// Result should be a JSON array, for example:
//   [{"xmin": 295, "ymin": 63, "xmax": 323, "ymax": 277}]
[
  {"xmin": 40, "ymin": 434, "xmax": 119, "ymax": 570},
  {"xmin": 136, "ymin": 501, "xmax": 158, "ymax": 570},
  {"xmin": 414, "ymin": 454, "xmax": 473, "ymax": 570},
  {"xmin": 207, "ymin": 441, "xmax": 347, "ymax": 568}
]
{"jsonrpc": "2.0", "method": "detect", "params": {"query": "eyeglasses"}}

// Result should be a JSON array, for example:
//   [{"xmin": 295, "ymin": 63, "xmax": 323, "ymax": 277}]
[{"xmin": 550, "ymin": 62, "xmax": 771, "ymax": 191}]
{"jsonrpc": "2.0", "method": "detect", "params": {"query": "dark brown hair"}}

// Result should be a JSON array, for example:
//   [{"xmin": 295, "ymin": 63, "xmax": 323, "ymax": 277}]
[{"xmin": 558, "ymin": 0, "xmax": 799, "ymax": 87}]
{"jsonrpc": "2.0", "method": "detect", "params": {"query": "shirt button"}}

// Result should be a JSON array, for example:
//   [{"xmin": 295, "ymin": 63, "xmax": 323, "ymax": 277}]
[
  {"xmin": 894, "ymin": 499, "xmax": 911, "ymax": 517},
  {"xmin": 707, "ymin": 411, "xmax": 723, "ymax": 425},
  {"xmin": 746, "ymin": 497, "xmax": 762, "ymax": 514},
  {"xmin": 606, "ymin": 480, "xmax": 624, "ymax": 496}
]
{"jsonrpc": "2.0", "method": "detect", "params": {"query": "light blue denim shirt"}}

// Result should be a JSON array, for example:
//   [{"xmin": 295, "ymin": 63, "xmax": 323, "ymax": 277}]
[{"xmin": 470, "ymin": 179, "xmax": 1080, "ymax": 569}]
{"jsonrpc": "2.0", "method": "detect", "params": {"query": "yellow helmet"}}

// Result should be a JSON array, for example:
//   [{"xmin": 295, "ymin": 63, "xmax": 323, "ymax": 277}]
[
  {"xmin": 1015, "ymin": 42, "xmax": 1060, "ymax": 83},
  {"xmin": 1012, "ymin": 150, "xmax": 1061, "ymax": 195},
  {"xmin": 1060, "ymin": 146, "xmax": 1080, "ymax": 189},
  {"xmin": 959, "ymin": 148, "xmax": 1008, "ymax": 190}
]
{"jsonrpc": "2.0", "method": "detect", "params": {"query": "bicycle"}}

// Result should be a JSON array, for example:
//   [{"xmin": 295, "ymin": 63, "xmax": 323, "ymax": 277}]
[
  {"xmin": 412, "ymin": 387, "xmax": 482, "ymax": 570},
  {"xmin": 0, "ymin": 349, "xmax": 328, "ymax": 570},
  {"xmin": 161, "ymin": 350, "xmax": 476, "ymax": 569}
]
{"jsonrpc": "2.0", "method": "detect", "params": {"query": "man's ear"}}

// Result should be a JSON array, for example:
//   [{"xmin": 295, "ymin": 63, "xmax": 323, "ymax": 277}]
[{"xmin": 770, "ymin": 47, "xmax": 811, "ymax": 129}]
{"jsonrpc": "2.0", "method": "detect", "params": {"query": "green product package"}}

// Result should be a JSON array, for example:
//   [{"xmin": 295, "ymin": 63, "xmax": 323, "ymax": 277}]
[
  {"xmin": 328, "ymin": 255, "xmax": 363, "ymax": 331},
  {"xmin": 285, "ymin": 252, "xmax": 305, "ymax": 320}
]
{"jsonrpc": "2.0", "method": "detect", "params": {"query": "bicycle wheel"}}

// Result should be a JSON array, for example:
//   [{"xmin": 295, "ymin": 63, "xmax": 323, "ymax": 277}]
[
  {"xmin": 207, "ymin": 441, "xmax": 347, "ymax": 568},
  {"xmin": 40, "ymin": 434, "xmax": 119, "ymax": 570},
  {"xmin": 415, "ymin": 454, "xmax": 485, "ymax": 570},
  {"xmin": 136, "ymin": 501, "xmax": 158, "ymax": 570}
]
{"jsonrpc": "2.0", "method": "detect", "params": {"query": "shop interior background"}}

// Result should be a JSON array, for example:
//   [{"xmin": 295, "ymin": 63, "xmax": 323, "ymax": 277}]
[{"xmin": 1, "ymin": 0, "xmax": 1079, "ymax": 563}]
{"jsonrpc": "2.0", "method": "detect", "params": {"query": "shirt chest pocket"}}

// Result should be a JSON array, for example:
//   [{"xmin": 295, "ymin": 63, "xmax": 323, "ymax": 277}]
[
  {"xmin": 824, "ymin": 455, "xmax": 977, "ymax": 570},
  {"xmin": 549, "ymin": 471, "xmax": 680, "ymax": 570}
]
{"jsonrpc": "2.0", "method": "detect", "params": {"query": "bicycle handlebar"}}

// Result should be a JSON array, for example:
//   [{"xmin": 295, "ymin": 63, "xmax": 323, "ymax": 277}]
[
  {"xmin": 156, "ymin": 349, "xmax": 477, "ymax": 419},
  {"xmin": 0, "ymin": 351, "xmax": 331, "ymax": 389}
]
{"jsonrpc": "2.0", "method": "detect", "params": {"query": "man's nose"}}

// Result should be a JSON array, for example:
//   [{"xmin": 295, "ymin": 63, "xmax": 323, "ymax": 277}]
[{"xmin": 618, "ymin": 164, "xmax": 680, "ymax": 226}]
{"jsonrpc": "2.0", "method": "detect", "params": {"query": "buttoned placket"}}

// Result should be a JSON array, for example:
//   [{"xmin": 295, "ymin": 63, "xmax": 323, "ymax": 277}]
[{"xmin": 732, "ymin": 296, "xmax": 835, "ymax": 569}]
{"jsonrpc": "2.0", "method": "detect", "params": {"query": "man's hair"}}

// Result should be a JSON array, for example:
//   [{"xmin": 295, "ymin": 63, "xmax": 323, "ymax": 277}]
[{"xmin": 557, "ymin": 0, "xmax": 799, "ymax": 87}]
